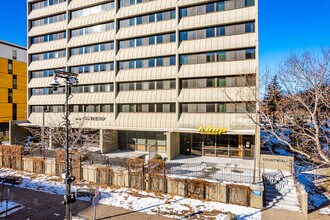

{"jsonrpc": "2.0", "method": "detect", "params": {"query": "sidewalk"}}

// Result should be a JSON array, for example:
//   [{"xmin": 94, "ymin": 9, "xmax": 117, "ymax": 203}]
[
  {"xmin": 78, "ymin": 204, "xmax": 173, "ymax": 220},
  {"xmin": 262, "ymin": 208, "xmax": 330, "ymax": 220}
]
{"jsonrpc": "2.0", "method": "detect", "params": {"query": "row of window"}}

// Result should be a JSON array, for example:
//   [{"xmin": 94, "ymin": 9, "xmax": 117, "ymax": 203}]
[
  {"xmin": 30, "ymin": 74, "xmax": 255, "ymax": 95},
  {"xmin": 180, "ymin": 0, "xmax": 255, "ymax": 18},
  {"xmin": 119, "ymin": 103, "xmax": 176, "ymax": 113},
  {"xmin": 119, "ymin": 33, "xmax": 176, "ymax": 49},
  {"xmin": 31, "ymin": 102, "xmax": 256, "ymax": 113},
  {"xmin": 31, "ymin": 0, "xmax": 66, "ymax": 11},
  {"xmin": 180, "ymin": 22, "xmax": 255, "ymax": 41},
  {"xmin": 119, "ymin": 56, "xmax": 176, "ymax": 69},
  {"xmin": 181, "ymin": 102, "xmax": 256, "ymax": 113},
  {"xmin": 31, "ymin": 83, "xmax": 114, "ymax": 95},
  {"xmin": 119, "ymin": 80, "xmax": 176, "ymax": 91},
  {"xmin": 71, "ymin": 23, "xmax": 114, "ymax": 37},
  {"xmin": 180, "ymin": 48, "xmax": 255, "ymax": 65},
  {"xmin": 119, "ymin": 0, "xmax": 155, "ymax": 8},
  {"xmin": 31, "ymin": 20, "xmax": 252, "ymax": 46},
  {"xmin": 31, "ymin": 68, "xmax": 65, "ymax": 78},
  {"xmin": 71, "ymin": 42, "xmax": 114, "ymax": 55},
  {"xmin": 181, "ymin": 75, "xmax": 255, "ymax": 89},
  {"xmin": 31, "ymin": 13, "xmax": 66, "ymax": 27},
  {"xmin": 71, "ymin": 2, "xmax": 114, "ymax": 19},
  {"xmin": 31, "ymin": 32, "xmax": 66, "ymax": 44},
  {"xmin": 31, "ymin": 50, "xmax": 66, "ymax": 61},
  {"xmin": 70, "ymin": 63, "xmax": 114, "ymax": 74},
  {"xmin": 31, "ymin": 104, "xmax": 114, "ymax": 113},
  {"xmin": 31, "ymin": 47, "xmax": 254, "ymax": 64},
  {"xmin": 119, "ymin": 10, "xmax": 175, "ymax": 28}
]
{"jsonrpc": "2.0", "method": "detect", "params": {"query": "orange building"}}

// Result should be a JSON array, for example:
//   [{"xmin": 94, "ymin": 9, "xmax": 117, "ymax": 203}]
[{"xmin": 0, "ymin": 41, "xmax": 27, "ymax": 131}]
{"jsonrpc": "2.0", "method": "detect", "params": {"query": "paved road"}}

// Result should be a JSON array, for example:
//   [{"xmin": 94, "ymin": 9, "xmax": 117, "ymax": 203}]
[
  {"xmin": 78, "ymin": 204, "xmax": 172, "ymax": 220},
  {"xmin": 2, "ymin": 184, "xmax": 90, "ymax": 219},
  {"xmin": 1, "ymin": 185, "xmax": 172, "ymax": 220}
]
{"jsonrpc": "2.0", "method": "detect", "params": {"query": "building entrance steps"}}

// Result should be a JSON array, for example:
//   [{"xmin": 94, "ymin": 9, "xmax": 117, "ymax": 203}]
[{"xmin": 263, "ymin": 170, "xmax": 300, "ymax": 212}]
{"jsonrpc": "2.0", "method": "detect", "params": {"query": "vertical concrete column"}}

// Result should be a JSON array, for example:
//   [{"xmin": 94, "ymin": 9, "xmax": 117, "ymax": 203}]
[
  {"xmin": 100, "ymin": 129, "xmax": 118, "ymax": 154},
  {"xmin": 166, "ymin": 132, "xmax": 180, "ymax": 160}
]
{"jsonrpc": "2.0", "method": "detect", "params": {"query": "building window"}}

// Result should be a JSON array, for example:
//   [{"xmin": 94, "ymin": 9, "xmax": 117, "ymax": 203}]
[
  {"xmin": 8, "ymin": 60, "xmax": 12, "ymax": 74},
  {"xmin": 13, "ymin": 50, "xmax": 17, "ymax": 60},
  {"xmin": 119, "ymin": 56, "xmax": 175, "ymax": 70},
  {"xmin": 8, "ymin": 89, "xmax": 13, "ymax": 103},
  {"xmin": 71, "ymin": 2, "xmax": 114, "ymax": 19},
  {"xmin": 179, "ymin": 48, "xmax": 255, "ymax": 65},
  {"xmin": 13, "ymin": 104, "xmax": 17, "ymax": 120},
  {"xmin": 119, "ymin": 10, "xmax": 176, "ymax": 28},
  {"xmin": 13, "ymin": 75, "xmax": 17, "ymax": 89},
  {"xmin": 31, "ymin": 13, "xmax": 66, "ymax": 27}
]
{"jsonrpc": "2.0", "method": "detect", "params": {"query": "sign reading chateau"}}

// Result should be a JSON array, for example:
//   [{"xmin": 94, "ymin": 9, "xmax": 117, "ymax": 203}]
[{"xmin": 198, "ymin": 125, "xmax": 227, "ymax": 135}]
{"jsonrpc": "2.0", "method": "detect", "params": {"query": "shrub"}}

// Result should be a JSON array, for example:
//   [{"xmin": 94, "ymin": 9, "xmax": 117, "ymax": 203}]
[{"xmin": 153, "ymin": 154, "xmax": 162, "ymax": 160}]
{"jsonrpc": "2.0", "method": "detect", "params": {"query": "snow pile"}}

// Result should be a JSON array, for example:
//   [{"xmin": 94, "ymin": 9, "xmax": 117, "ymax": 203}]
[
  {"xmin": 319, "ymin": 207, "xmax": 330, "ymax": 215},
  {"xmin": 0, "ymin": 168, "xmax": 261, "ymax": 219}
]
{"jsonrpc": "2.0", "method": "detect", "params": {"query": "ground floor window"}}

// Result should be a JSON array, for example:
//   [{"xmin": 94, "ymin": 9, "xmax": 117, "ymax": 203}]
[
  {"xmin": 180, "ymin": 133, "xmax": 254, "ymax": 159},
  {"xmin": 118, "ymin": 131, "xmax": 166, "ymax": 153}
]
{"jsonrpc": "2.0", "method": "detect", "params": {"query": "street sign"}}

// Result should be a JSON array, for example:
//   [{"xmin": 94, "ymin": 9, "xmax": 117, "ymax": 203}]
[
  {"xmin": 92, "ymin": 187, "xmax": 100, "ymax": 206},
  {"xmin": 252, "ymin": 190, "xmax": 262, "ymax": 197}
]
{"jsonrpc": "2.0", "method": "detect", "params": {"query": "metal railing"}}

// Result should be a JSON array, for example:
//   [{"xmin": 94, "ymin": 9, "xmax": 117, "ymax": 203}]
[
  {"xmin": 82, "ymin": 153, "xmax": 128, "ymax": 168},
  {"xmin": 166, "ymin": 162, "xmax": 262, "ymax": 184}
]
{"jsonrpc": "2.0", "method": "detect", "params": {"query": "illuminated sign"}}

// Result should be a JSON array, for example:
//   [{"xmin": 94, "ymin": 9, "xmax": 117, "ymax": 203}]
[{"xmin": 198, "ymin": 125, "xmax": 227, "ymax": 135}]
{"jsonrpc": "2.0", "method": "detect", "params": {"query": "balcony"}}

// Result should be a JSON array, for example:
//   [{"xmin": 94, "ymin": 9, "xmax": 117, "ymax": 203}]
[
  {"xmin": 67, "ymin": 30, "xmax": 115, "ymax": 48},
  {"xmin": 116, "ymin": 43, "xmax": 176, "ymax": 60},
  {"xmin": 67, "ymin": 50, "xmax": 115, "ymax": 66},
  {"xmin": 116, "ymin": 66, "xmax": 177, "ymax": 82},
  {"xmin": 117, "ymin": 0, "xmax": 176, "ymax": 19},
  {"xmin": 28, "ymin": 57, "xmax": 67, "ymax": 72},
  {"xmin": 178, "ymin": 87, "xmax": 256, "ymax": 103},
  {"xmin": 178, "ymin": 60, "xmax": 258, "ymax": 78},
  {"xmin": 68, "ymin": 0, "xmax": 110, "ymax": 10},
  {"xmin": 116, "ymin": 20, "xmax": 176, "ymax": 40},
  {"xmin": 28, "ymin": 2, "xmax": 66, "ymax": 20},
  {"xmin": 178, "ymin": 7, "xmax": 257, "ymax": 30},
  {"xmin": 68, "ymin": 10, "xmax": 115, "ymax": 30},
  {"xmin": 178, "ymin": 33, "xmax": 257, "ymax": 54},
  {"xmin": 116, "ymin": 90, "xmax": 177, "ymax": 103},
  {"xmin": 116, "ymin": 113, "xmax": 178, "ymax": 129},
  {"xmin": 28, "ymin": 21, "xmax": 67, "ymax": 37},
  {"xmin": 28, "ymin": 39, "xmax": 67, "ymax": 54}
]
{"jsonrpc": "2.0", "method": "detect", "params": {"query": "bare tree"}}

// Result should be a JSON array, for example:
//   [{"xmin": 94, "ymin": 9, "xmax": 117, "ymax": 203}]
[
  {"xmin": 25, "ymin": 111, "xmax": 115, "ymax": 158},
  {"xmin": 226, "ymin": 48, "xmax": 330, "ymax": 165}
]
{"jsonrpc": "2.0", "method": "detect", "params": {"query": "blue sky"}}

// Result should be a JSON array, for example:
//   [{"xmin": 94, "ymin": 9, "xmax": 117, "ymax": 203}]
[{"xmin": 0, "ymin": 0, "xmax": 329, "ymax": 68}]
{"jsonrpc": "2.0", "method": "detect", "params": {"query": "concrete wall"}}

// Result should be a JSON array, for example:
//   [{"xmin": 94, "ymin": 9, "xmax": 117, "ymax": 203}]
[
  {"xmin": 167, "ymin": 132, "xmax": 180, "ymax": 160},
  {"xmin": 260, "ymin": 154, "xmax": 294, "ymax": 174},
  {"xmin": 9, "ymin": 120, "xmax": 30, "ymax": 145},
  {"xmin": 1, "ymin": 155, "xmax": 263, "ymax": 208},
  {"xmin": 297, "ymin": 183, "xmax": 308, "ymax": 215}
]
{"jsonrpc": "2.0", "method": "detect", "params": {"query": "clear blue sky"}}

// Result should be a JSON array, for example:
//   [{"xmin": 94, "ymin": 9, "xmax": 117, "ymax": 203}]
[{"xmin": 0, "ymin": 0, "xmax": 329, "ymax": 68}]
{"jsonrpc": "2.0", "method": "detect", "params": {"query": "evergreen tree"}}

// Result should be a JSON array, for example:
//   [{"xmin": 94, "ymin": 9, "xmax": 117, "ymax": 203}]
[{"xmin": 264, "ymin": 75, "xmax": 282, "ymax": 125}]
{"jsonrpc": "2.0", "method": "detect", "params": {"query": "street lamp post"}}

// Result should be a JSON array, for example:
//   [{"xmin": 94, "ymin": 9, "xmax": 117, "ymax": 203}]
[{"xmin": 50, "ymin": 70, "xmax": 79, "ymax": 220}]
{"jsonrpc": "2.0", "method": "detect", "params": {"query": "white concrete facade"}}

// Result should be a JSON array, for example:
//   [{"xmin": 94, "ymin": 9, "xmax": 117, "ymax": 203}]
[{"xmin": 27, "ymin": 0, "xmax": 259, "ymax": 160}]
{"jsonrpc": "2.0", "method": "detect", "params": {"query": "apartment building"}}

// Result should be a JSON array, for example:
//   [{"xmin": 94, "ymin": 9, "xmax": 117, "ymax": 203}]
[
  {"xmin": 0, "ymin": 41, "xmax": 27, "ymax": 132},
  {"xmin": 26, "ymin": 0, "xmax": 259, "ymax": 160}
]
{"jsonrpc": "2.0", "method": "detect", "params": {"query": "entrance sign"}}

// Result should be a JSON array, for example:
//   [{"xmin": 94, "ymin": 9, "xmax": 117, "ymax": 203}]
[{"xmin": 198, "ymin": 125, "xmax": 227, "ymax": 135}]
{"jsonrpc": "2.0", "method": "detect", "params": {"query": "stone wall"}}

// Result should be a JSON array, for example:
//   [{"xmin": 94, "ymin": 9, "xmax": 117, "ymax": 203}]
[
  {"xmin": 0, "ymin": 154, "xmax": 263, "ymax": 208},
  {"xmin": 260, "ymin": 154, "xmax": 294, "ymax": 173}
]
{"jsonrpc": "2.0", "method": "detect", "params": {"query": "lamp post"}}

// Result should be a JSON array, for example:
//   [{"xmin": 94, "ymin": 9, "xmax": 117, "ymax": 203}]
[
  {"xmin": 50, "ymin": 70, "xmax": 79, "ymax": 220},
  {"xmin": 41, "ymin": 108, "xmax": 48, "ymax": 158}
]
